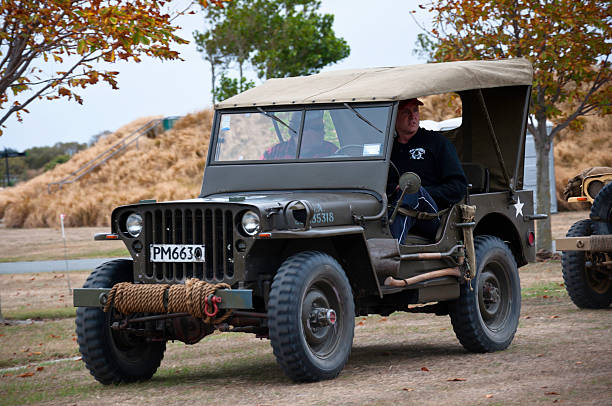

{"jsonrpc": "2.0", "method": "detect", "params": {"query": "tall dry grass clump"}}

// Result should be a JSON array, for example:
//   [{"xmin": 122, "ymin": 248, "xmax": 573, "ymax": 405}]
[{"xmin": 0, "ymin": 110, "xmax": 213, "ymax": 227}]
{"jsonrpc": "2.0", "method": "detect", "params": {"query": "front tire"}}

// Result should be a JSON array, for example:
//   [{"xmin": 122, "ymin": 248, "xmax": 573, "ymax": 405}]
[
  {"xmin": 449, "ymin": 236, "xmax": 521, "ymax": 352},
  {"xmin": 561, "ymin": 219, "xmax": 612, "ymax": 308},
  {"xmin": 268, "ymin": 251, "xmax": 355, "ymax": 382},
  {"xmin": 75, "ymin": 259, "xmax": 166, "ymax": 384}
]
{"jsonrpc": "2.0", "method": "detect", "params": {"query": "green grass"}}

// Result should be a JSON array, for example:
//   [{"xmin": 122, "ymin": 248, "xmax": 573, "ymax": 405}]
[
  {"xmin": 0, "ymin": 318, "xmax": 78, "ymax": 369},
  {"xmin": 4, "ymin": 307, "xmax": 76, "ymax": 321},
  {"xmin": 521, "ymin": 281, "xmax": 567, "ymax": 299}
]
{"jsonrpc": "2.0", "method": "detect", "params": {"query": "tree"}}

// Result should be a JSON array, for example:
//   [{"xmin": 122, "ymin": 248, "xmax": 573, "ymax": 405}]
[
  {"xmin": 0, "ymin": 0, "xmax": 224, "ymax": 135},
  {"xmin": 415, "ymin": 0, "xmax": 611, "ymax": 251},
  {"xmin": 212, "ymin": 73, "xmax": 255, "ymax": 102},
  {"xmin": 195, "ymin": 0, "xmax": 350, "ymax": 102}
]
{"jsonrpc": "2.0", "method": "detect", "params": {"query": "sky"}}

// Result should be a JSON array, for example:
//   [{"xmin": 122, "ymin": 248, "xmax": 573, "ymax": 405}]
[{"xmin": 1, "ymin": 0, "xmax": 432, "ymax": 151}]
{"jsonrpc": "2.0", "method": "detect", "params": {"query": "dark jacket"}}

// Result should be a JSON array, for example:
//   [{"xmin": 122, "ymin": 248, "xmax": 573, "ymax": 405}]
[{"xmin": 389, "ymin": 127, "xmax": 467, "ymax": 209}]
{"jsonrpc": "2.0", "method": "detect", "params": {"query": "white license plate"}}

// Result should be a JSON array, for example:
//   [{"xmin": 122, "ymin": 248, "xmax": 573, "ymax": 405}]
[{"xmin": 150, "ymin": 244, "xmax": 206, "ymax": 262}]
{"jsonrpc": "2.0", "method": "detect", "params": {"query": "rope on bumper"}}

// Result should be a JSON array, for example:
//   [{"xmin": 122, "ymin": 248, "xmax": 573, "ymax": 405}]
[{"xmin": 103, "ymin": 278, "xmax": 232, "ymax": 323}]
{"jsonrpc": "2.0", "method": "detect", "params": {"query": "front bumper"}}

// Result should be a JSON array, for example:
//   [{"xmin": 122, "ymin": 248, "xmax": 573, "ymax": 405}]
[{"xmin": 73, "ymin": 287, "xmax": 253, "ymax": 309}]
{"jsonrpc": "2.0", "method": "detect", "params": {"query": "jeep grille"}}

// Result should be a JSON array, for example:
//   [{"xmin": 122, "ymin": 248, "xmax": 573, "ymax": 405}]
[{"xmin": 142, "ymin": 207, "xmax": 235, "ymax": 283}]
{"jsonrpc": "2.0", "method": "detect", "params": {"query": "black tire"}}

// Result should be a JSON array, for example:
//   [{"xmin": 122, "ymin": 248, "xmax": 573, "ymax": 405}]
[
  {"xmin": 268, "ymin": 251, "xmax": 355, "ymax": 382},
  {"xmin": 75, "ymin": 259, "xmax": 166, "ymax": 384},
  {"xmin": 449, "ymin": 236, "xmax": 521, "ymax": 352},
  {"xmin": 590, "ymin": 182, "xmax": 612, "ymax": 235},
  {"xmin": 561, "ymin": 219, "xmax": 612, "ymax": 308}
]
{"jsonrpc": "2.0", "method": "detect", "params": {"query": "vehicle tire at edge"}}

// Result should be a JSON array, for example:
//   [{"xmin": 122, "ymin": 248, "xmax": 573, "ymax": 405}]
[
  {"xmin": 561, "ymin": 219, "xmax": 612, "ymax": 309},
  {"xmin": 449, "ymin": 235, "xmax": 521, "ymax": 352},
  {"xmin": 268, "ymin": 251, "xmax": 355, "ymax": 382},
  {"xmin": 75, "ymin": 259, "xmax": 166, "ymax": 384},
  {"xmin": 590, "ymin": 182, "xmax": 612, "ymax": 235}
]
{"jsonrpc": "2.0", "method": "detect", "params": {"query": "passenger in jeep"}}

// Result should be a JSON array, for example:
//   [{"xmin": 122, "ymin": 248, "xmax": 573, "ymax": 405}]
[
  {"xmin": 388, "ymin": 98, "xmax": 467, "ymax": 244},
  {"xmin": 263, "ymin": 111, "xmax": 337, "ymax": 160}
]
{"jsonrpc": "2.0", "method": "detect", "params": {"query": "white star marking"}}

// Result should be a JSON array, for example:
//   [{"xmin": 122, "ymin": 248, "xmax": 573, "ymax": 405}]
[{"xmin": 513, "ymin": 196, "xmax": 524, "ymax": 218}]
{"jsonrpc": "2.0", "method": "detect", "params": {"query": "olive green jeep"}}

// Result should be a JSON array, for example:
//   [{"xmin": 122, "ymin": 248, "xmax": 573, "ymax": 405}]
[{"xmin": 74, "ymin": 58, "xmax": 541, "ymax": 384}]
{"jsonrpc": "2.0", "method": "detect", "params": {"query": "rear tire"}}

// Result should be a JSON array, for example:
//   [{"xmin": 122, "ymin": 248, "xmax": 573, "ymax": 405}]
[
  {"xmin": 268, "ymin": 251, "xmax": 354, "ymax": 382},
  {"xmin": 561, "ymin": 219, "xmax": 612, "ymax": 309},
  {"xmin": 590, "ymin": 182, "xmax": 612, "ymax": 235},
  {"xmin": 449, "ymin": 236, "xmax": 521, "ymax": 352},
  {"xmin": 75, "ymin": 259, "xmax": 166, "ymax": 384}
]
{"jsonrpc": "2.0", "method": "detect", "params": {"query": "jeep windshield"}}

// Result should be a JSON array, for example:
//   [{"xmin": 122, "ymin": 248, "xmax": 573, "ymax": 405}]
[{"xmin": 213, "ymin": 105, "xmax": 392, "ymax": 162}]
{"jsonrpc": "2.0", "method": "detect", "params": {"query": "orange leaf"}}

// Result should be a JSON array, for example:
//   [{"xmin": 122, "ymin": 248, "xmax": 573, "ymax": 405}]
[
  {"xmin": 485, "ymin": 394, "xmax": 494, "ymax": 398},
  {"xmin": 18, "ymin": 372, "xmax": 35, "ymax": 378},
  {"xmin": 357, "ymin": 321, "xmax": 364, "ymax": 326},
  {"xmin": 380, "ymin": 317, "xmax": 387, "ymax": 322},
  {"xmin": 36, "ymin": 366, "xmax": 44, "ymax": 371},
  {"xmin": 550, "ymin": 315, "xmax": 560, "ymax": 319},
  {"xmin": 421, "ymin": 367, "xmax": 430, "ymax": 372}
]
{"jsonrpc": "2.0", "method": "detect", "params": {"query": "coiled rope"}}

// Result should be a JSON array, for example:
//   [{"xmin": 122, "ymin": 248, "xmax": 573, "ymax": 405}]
[{"xmin": 103, "ymin": 278, "xmax": 232, "ymax": 324}]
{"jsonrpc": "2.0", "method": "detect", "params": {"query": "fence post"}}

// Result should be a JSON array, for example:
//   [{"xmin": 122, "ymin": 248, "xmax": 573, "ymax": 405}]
[{"xmin": 60, "ymin": 214, "xmax": 72, "ymax": 294}]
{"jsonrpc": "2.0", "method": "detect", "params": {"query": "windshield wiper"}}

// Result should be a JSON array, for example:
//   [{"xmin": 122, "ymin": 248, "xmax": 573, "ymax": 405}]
[
  {"xmin": 343, "ymin": 103, "xmax": 383, "ymax": 134},
  {"xmin": 257, "ymin": 107, "xmax": 297, "ymax": 135}
]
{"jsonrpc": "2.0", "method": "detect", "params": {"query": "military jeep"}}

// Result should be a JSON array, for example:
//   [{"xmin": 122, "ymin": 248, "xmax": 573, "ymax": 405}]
[
  {"xmin": 74, "ymin": 58, "xmax": 540, "ymax": 384},
  {"xmin": 557, "ymin": 168, "xmax": 612, "ymax": 308}
]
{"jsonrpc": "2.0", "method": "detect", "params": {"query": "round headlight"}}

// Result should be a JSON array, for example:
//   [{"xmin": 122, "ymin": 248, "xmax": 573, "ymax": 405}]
[
  {"xmin": 126, "ymin": 213, "xmax": 143, "ymax": 237},
  {"xmin": 241, "ymin": 210, "xmax": 260, "ymax": 236}
]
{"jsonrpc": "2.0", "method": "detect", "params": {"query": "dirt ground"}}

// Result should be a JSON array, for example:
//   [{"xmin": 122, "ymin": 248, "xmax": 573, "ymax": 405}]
[{"xmin": 0, "ymin": 211, "xmax": 610, "ymax": 405}]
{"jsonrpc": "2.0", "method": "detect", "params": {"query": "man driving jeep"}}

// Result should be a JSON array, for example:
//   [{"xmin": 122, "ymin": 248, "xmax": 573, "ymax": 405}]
[
  {"xmin": 388, "ymin": 98, "xmax": 467, "ymax": 243},
  {"xmin": 263, "ymin": 111, "xmax": 338, "ymax": 159}
]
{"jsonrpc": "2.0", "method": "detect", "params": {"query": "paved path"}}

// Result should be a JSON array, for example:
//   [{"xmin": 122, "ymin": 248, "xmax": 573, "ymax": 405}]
[{"xmin": 0, "ymin": 258, "xmax": 126, "ymax": 274}]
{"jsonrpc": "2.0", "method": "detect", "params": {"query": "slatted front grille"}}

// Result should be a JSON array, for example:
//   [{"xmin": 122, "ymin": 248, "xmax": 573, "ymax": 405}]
[{"xmin": 143, "ymin": 207, "xmax": 235, "ymax": 283}]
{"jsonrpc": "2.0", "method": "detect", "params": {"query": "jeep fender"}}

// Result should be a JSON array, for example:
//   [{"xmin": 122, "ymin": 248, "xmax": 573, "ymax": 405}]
[
  {"xmin": 245, "ymin": 226, "xmax": 381, "ymax": 298},
  {"xmin": 474, "ymin": 212, "xmax": 527, "ymax": 266}
]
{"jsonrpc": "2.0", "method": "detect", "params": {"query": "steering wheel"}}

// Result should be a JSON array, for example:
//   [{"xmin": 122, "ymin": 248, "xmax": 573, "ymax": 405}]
[{"xmin": 333, "ymin": 144, "xmax": 363, "ymax": 156}]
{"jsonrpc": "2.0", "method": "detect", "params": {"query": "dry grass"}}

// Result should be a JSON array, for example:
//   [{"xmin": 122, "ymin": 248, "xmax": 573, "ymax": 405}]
[
  {"xmin": 554, "ymin": 114, "xmax": 612, "ymax": 211},
  {"xmin": 0, "ymin": 110, "xmax": 213, "ymax": 228}
]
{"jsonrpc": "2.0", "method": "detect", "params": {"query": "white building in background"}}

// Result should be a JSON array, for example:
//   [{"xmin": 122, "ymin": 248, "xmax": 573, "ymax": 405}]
[{"xmin": 420, "ymin": 117, "xmax": 556, "ymax": 213}]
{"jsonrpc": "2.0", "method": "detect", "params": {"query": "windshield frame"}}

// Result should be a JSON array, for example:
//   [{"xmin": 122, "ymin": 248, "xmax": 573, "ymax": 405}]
[{"xmin": 209, "ymin": 102, "xmax": 394, "ymax": 166}]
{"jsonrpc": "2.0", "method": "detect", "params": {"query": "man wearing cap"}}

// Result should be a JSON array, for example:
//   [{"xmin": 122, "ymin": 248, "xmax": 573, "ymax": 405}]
[
  {"xmin": 388, "ymin": 98, "xmax": 467, "ymax": 243},
  {"xmin": 263, "ymin": 111, "xmax": 337, "ymax": 159}
]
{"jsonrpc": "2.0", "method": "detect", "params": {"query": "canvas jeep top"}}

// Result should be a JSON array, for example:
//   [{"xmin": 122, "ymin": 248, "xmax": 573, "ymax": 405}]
[{"xmin": 74, "ymin": 58, "xmax": 540, "ymax": 384}]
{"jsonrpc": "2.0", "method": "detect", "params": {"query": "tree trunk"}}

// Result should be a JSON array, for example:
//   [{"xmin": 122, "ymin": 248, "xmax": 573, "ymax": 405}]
[
  {"xmin": 239, "ymin": 62, "xmax": 244, "ymax": 92},
  {"xmin": 211, "ymin": 62, "xmax": 216, "ymax": 104},
  {"xmin": 533, "ymin": 120, "xmax": 553, "ymax": 252}
]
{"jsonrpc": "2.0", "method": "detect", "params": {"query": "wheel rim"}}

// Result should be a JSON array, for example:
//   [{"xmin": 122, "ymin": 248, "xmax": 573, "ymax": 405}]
[
  {"xmin": 478, "ymin": 263, "xmax": 511, "ymax": 332},
  {"xmin": 301, "ymin": 274, "xmax": 343, "ymax": 359},
  {"xmin": 585, "ymin": 252, "xmax": 612, "ymax": 294},
  {"xmin": 108, "ymin": 309, "xmax": 150, "ymax": 361}
]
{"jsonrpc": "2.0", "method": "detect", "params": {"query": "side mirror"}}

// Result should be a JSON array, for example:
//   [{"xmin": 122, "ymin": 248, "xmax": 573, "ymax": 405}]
[
  {"xmin": 399, "ymin": 172, "xmax": 421, "ymax": 195},
  {"xmin": 389, "ymin": 172, "xmax": 421, "ymax": 225}
]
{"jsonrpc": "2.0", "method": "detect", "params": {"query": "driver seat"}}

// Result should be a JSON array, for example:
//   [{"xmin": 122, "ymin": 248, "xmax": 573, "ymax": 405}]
[{"xmin": 399, "ymin": 205, "xmax": 454, "ymax": 246}]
